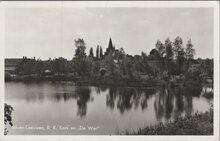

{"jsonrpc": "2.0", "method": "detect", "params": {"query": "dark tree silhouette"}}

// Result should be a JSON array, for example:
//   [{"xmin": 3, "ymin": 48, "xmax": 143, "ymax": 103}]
[
  {"xmin": 89, "ymin": 47, "xmax": 94, "ymax": 58},
  {"xmin": 96, "ymin": 45, "xmax": 100, "ymax": 59}
]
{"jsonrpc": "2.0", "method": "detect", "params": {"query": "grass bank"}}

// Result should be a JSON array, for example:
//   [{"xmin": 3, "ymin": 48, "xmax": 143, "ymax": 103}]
[{"xmin": 122, "ymin": 108, "xmax": 213, "ymax": 135}]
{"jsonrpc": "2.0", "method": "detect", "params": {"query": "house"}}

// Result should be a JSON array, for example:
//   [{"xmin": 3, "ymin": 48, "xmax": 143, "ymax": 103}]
[{"xmin": 5, "ymin": 58, "xmax": 23, "ymax": 74}]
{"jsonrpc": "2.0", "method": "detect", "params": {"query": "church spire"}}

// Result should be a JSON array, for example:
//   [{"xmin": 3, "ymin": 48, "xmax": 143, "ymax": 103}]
[
  {"xmin": 105, "ymin": 37, "xmax": 116, "ymax": 56},
  {"xmin": 108, "ymin": 37, "xmax": 114, "ymax": 50}
]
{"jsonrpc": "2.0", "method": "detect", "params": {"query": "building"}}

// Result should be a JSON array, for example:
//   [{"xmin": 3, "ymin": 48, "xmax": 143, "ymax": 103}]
[
  {"xmin": 104, "ymin": 37, "xmax": 116, "ymax": 56},
  {"xmin": 5, "ymin": 58, "xmax": 23, "ymax": 73}
]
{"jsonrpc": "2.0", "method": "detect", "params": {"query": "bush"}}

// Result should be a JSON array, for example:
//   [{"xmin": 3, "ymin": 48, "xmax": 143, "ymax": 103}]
[
  {"xmin": 5, "ymin": 72, "xmax": 11, "ymax": 81},
  {"xmin": 184, "ymin": 64, "xmax": 203, "ymax": 96},
  {"xmin": 123, "ymin": 108, "xmax": 213, "ymax": 135},
  {"xmin": 4, "ymin": 103, "xmax": 14, "ymax": 135}
]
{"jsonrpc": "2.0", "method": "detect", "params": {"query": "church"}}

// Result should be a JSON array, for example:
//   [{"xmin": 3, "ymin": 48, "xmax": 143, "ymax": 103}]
[
  {"xmin": 104, "ymin": 37, "xmax": 122, "ymax": 63},
  {"xmin": 104, "ymin": 37, "xmax": 116, "ymax": 56}
]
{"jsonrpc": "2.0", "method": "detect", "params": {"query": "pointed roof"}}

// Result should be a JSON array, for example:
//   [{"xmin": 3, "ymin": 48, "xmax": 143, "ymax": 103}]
[{"xmin": 108, "ymin": 37, "xmax": 114, "ymax": 50}]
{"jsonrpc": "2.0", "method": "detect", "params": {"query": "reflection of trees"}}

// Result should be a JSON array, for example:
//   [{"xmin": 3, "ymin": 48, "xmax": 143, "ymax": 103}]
[
  {"xmin": 184, "ymin": 95, "xmax": 193, "ymax": 116},
  {"xmin": 106, "ymin": 87, "xmax": 155, "ymax": 114},
  {"xmin": 76, "ymin": 87, "xmax": 92, "ymax": 117},
  {"xmin": 51, "ymin": 87, "xmax": 92, "ymax": 118},
  {"xmin": 154, "ymin": 88, "xmax": 174, "ymax": 121},
  {"xmin": 116, "ymin": 88, "xmax": 133, "ymax": 114},
  {"xmin": 106, "ymin": 87, "xmax": 117, "ymax": 110},
  {"xmin": 95, "ymin": 86, "xmax": 108, "ymax": 94},
  {"xmin": 53, "ymin": 92, "xmax": 77, "ymax": 101},
  {"xmin": 154, "ymin": 86, "xmax": 195, "ymax": 121}
]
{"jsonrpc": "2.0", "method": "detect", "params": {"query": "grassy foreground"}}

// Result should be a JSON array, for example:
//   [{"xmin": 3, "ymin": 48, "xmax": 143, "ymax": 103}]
[{"xmin": 122, "ymin": 107, "xmax": 213, "ymax": 135}]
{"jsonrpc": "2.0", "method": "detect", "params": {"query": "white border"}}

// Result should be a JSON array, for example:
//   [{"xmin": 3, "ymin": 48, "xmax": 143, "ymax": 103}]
[{"xmin": 0, "ymin": 1, "xmax": 219, "ymax": 141}]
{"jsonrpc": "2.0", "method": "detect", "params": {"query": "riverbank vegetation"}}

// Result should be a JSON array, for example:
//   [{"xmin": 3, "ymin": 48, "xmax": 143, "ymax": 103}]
[
  {"xmin": 4, "ymin": 103, "xmax": 14, "ymax": 135},
  {"xmin": 4, "ymin": 36, "xmax": 214, "ymax": 135},
  {"xmin": 122, "ymin": 105, "xmax": 213, "ymax": 135},
  {"xmin": 5, "ymin": 36, "xmax": 213, "ymax": 88}
]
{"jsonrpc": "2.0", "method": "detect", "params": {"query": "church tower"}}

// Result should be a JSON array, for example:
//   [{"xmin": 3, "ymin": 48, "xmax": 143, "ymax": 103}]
[{"xmin": 105, "ymin": 37, "xmax": 115, "ymax": 56}]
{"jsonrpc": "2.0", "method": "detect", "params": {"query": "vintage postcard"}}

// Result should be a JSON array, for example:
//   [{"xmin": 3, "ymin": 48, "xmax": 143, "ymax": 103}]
[{"xmin": 0, "ymin": 1, "xmax": 219, "ymax": 141}]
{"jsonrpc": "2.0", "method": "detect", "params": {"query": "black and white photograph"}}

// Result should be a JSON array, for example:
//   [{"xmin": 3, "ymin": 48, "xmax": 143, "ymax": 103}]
[{"xmin": 1, "ymin": 1, "xmax": 219, "ymax": 141}]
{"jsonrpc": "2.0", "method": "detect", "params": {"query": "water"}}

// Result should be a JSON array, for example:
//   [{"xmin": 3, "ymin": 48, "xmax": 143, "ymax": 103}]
[{"xmin": 5, "ymin": 81, "xmax": 213, "ymax": 135}]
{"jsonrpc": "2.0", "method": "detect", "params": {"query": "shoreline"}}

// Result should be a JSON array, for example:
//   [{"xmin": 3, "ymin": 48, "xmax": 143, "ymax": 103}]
[
  {"xmin": 121, "ymin": 108, "xmax": 213, "ymax": 135},
  {"xmin": 5, "ymin": 74, "xmax": 213, "ymax": 88},
  {"xmin": 5, "ymin": 75, "xmax": 160, "ymax": 87}
]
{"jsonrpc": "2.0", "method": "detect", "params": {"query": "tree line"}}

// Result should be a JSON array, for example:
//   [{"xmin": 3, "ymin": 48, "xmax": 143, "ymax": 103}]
[{"xmin": 14, "ymin": 36, "xmax": 213, "ymax": 82}]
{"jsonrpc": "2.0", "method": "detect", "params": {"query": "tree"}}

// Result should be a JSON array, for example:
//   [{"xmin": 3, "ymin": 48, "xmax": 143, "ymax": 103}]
[
  {"xmin": 184, "ymin": 64, "xmax": 203, "ymax": 95},
  {"xmin": 185, "ymin": 39, "xmax": 195, "ymax": 60},
  {"xmin": 155, "ymin": 40, "xmax": 165, "ymax": 58},
  {"xmin": 89, "ymin": 47, "xmax": 94, "ymax": 58},
  {"xmin": 121, "ymin": 56, "xmax": 134, "ymax": 79},
  {"xmin": 164, "ymin": 38, "xmax": 174, "ymax": 76},
  {"xmin": 73, "ymin": 38, "xmax": 92, "ymax": 76},
  {"xmin": 173, "ymin": 36, "xmax": 185, "ymax": 74},
  {"xmin": 141, "ymin": 53, "xmax": 154, "ymax": 78},
  {"xmin": 149, "ymin": 49, "xmax": 160, "ymax": 60},
  {"xmin": 104, "ymin": 54, "xmax": 115, "ymax": 76},
  {"xmin": 15, "ymin": 58, "xmax": 38, "ymax": 75},
  {"xmin": 173, "ymin": 36, "xmax": 185, "ymax": 59},
  {"xmin": 52, "ymin": 57, "xmax": 71, "ymax": 74},
  {"xmin": 96, "ymin": 45, "xmax": 100, "ymax": 59},
  {"xmin": 164, "ymin": 38, "xmax": 173, "ymax": 60},
  {"xmin": 99, "ymin": 68, "xmax": 107, "ymax": 78},
  {"xmin": 74, "ymin": 38, "xmax": 86, "ymax": 58},
  {"xmin": 100, "ymin": 46, "xmax": 103, "ymax": 59},
  {"xmin": 72, "ymin": 57, "xmax": 92, "ymax": 76}
]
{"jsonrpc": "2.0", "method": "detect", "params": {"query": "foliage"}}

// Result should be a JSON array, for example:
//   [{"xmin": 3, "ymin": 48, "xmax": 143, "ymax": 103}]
[
  {"xmin": 185, "ymin": 64, "xmax": 202, "ymax": 80},
  {"xmin": 51, "ymin": 57, "xmax": 72, "ymax": 74},
  {"xmin": 4, "ymin": 103, "xmax": 14, "ymax": 135},
  {"xmin": 96, "ymin": 45, "xmax": 99, "ymax": 59},
  {"xmin": 123, "ymin": 107, "xmax": 213, "ymax": 135},
  {"xmin": 184, "ymin": 64, "xmax": 203, "ymax": 95},
  {"xmin": 164, "ymin": 38, "xmax": 173, "ymax": 60},
  {"xmin": 72, "ymin": 57, "xmax": 92, "ymax": 76},
  {"xmin": 99, "ymin": 68, "xmax": 107, "ymax": 77},
  {"xmin": 89, "ymin": 47, "xmax": 94, "ymax": 58},
  {"xmin": 100, "ymin": 46, "xmax": 103, "ymax": 59},
  {"xmin": 74, "ymin": 38, "xmax": 86, "ymax": 58},
  {"xmin": 5, "ymin": 72, "xmax": 11, "ymax": 81},
  {"xmin": 185, "ymin": 39, "xmax": 195, "ymax": 60},
  {"xmin": 199, "ymin": 58, "xmax": 213, "ymax": 79},
  {"xmin": 15, "ymin": 58, "xmax": 45, "ymax": 75},
  {"xmin": 103, "ymin": 54, "xmax": 116, "ymax": 76},
  {"xmin": 12, "ymin": 37, "xmax": 212, "ymax": 90},
  {"xmin": 155, "ymin": 40, "xmax": 165, "ymax": 58}
]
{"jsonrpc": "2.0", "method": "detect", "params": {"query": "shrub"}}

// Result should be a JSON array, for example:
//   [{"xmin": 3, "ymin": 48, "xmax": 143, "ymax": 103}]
[{"xmin": 4, "ymin": 103, "xmax": 14, "ymax": 135}]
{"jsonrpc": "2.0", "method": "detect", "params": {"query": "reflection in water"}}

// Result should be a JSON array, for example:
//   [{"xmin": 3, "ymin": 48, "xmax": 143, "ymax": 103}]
[
  {"xmin": 5, "ymin": 82, "xmax": 213, "ymax": 135},
  {"xmin": 154, "ymin": 86, "xmax": 200, "ymax": 121},
  {"xmin": 14, "ymin": 83, "xmax": 213, "ymax": 120},
  {"xmin": 76, "ymin": 87, "xmax": 92, "ymax": 117},
  {"xmin": 106, "ymin": 87, "xmax": 155, "ymax": 114},
  {"xmin": 52, "ymin": 87, "xmax": 93, "ymax": 118},
  {"xmin": 154, "ymin": 88, "xmax": 174, "ymax": 121}
]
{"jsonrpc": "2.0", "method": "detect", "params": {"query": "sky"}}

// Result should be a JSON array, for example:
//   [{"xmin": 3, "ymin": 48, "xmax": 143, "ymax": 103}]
[{"xmin": 5, "ymin": 7, "xmax": 213, "ymax": 60}]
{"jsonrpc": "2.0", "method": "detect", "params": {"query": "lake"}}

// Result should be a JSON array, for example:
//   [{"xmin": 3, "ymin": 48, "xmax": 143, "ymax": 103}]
[{"xmin": 5, "ymin": 81, "xmax": 213, "ymax": 135}]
